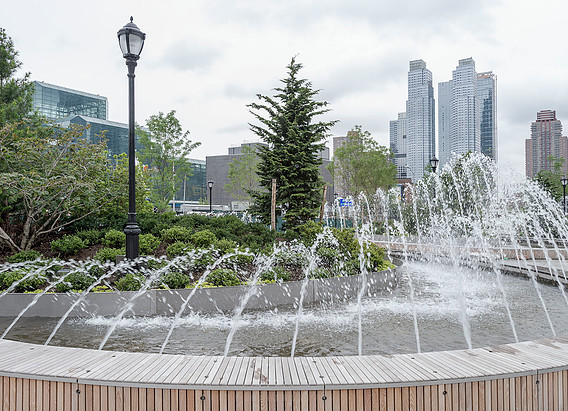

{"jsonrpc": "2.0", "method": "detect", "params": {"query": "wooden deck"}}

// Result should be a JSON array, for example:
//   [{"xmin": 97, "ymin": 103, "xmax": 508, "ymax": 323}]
[{"xmin": 1, "ymin": 336, "xmax": 567, "ymax": 409}]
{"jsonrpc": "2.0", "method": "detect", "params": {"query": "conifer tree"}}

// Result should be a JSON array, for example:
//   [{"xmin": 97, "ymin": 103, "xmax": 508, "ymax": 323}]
[
  {"xmin": 248, "ymin": 58, "xmax": 337, "ymax": 229},
  {"xmin": 0, "ymin": 28, "xmax": 34, "ymax": 128}
]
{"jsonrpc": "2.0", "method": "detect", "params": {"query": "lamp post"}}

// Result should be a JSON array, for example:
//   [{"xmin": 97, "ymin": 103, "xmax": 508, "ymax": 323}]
[
  {"xmin": 208, "ymin": 180, "xmax": 214, "ymax": 213},
  {"xmin": 562, "ymin": 178, "xmax": 568, "ymax": 214},
  {"xmin": 429, "ymin": 156, "xmax": 439, "ymax": 174},
  {"xmin": 430, "ymin": 156, "xmax": 439, "ymax": 200},
  {"xmin": 333, "ymin": 193, "xmax": 338, "ymax": 228},
  {"xmin": 118, "ymin": 17, "xmax": 145, "ymax": 260}
]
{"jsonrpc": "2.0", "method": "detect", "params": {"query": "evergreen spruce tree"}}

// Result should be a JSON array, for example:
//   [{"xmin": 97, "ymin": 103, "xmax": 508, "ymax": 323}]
[
  {"xmin": 0, "ymin": 28, "xmax": 34, "ymax": 128},
  {"xmin": 248, "ymin": 58, "xmax": 337, "ymax": 229}
]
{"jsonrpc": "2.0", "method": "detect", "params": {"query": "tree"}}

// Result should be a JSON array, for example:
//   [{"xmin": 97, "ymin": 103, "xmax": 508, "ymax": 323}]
[
  {"xmin": 224, "ymin": 144, "xmax": 260, "ymax": 203},
  {"xmin": 248, "ymin": 58, "xmax": 337, "ymax": 229},
  {"xmin": 0, "ymin": 120, "xmax": 120, "ymax": 251},
  {"xmin": 136, "ymin": 110, "xmax": 201, "ymax": 212},
  {"xmin": 534, "ymin": 156, "xmax": 565, "ymax": 201},
  {"xmin": 100, "ymin": 153, "xmax": 153, "ymax": 216},
  {"xmin": 328, "ymin": 125, "xmax": 396, "ymax": 200},
  {"xmin": 0, "ymin": 28, "xmax": 34, "ymax": 129}
]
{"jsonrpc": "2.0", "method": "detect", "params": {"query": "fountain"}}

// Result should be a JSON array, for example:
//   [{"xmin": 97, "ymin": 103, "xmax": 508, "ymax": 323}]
[{"xmin": 1, "ymin": 152, "xmax": 567, "ymax": 409}]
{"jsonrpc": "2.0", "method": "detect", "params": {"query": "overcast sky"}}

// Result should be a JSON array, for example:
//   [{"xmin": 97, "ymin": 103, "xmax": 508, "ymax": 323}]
[{"xmin": 4, "ymin": 0, "xmax": 568, "ymax": 175}]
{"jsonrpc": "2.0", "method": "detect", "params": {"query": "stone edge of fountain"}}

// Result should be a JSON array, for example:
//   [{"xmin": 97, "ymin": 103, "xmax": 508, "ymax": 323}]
[{"xmin": 0, "ymin": 268, "xmax": 399, "ymax": 318}]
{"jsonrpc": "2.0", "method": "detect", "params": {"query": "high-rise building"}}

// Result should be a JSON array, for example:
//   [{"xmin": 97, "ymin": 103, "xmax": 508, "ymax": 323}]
[
  {"xmin": 389, "ymin": 112, "xmax": 407, "ymax": 179},
  {"xmin": 525, "ymin": 110, "xmax": 568, "ymax": 178},
  {"xmin": 438, "ymin": 59, "xmax": 497, "ymax": 169},
  {"xmin": 32, "ymin": 81, "xmax": 108, "ymax": 121},
  {"xmin": 406, "ymin": 60, "xmax": 435, "ymax": 181},
  {"xmin": 477, "ymin": 71, "xmax": 498, "ymax": 161},
  {"xmin": 437, "ymin": 81, "xmax": 452, "ymax": 167},
  {"xmin": 450, "ymin": 58, "xmax": 480, "ymax": 158}
]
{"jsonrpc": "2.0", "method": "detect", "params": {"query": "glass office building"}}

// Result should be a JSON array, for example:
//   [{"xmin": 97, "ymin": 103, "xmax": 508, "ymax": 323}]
[
  {"xmin": 58, "ymin": 115, "xmax": 132, "ymax": 159},
  {"xmin": 33, "ymin": 81, "xmax": 108, "ymax": 121}
]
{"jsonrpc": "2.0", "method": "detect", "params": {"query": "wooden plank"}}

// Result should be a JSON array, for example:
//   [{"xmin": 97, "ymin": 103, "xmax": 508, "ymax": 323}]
[
  {"xmin": 260, "ymin": 390, "xmax": 269, "ymax": 410},
  {"xmin": 244, "ymin": 390, "xmax": 252, "ymax": 411},
  {"xmin": 226, "ymin": 357, "xmax": 244, "ymax": 386},
  {"xmin": 379, "ymin": 388, "xmax": 387, "ymax": 411},
  {"xmin": 239, "ymin": 357, "xmax": 257, "ymax": 387},
  {"xmin": 299, "ymin": 357, "xmax": 318, "ymax": 386},
  {"xmin": 251, "ymin": 390, "xmax": 259, "ymax": 411},
  {"xmin": 236, "ymin": 358, "xmax": 252, "ymax": 387},
  {"xmin": 293, "ymin": 391, "xmax": 302, "ymax": 411},
  {"xmin": 207, "ymin": 357, "xmax": 232, "ymax": 386},
  {"xmin": 22, "ymin": 378, "xmax": 29, "ymax": 411},
  {"xmin": 401, "ymin": 387, "xmax": 409, "ymax": 411},
  {"xmin": 363, "ymin": 388, "xmax": 372, "ymax": 411},
  {"xmin": 220, "ymin": 389, "xmax": 228, "ymax": 411},
  {"xmin": 93, "ymin": 384, "xmax": 101, "ymax": 411},
  {"xmin": 451, "ymin": 382, "xmax": 464, "ymax": 411},
  {"xmin": 193, "ymin": 357, "xmax": 223, "ymax": 386}
]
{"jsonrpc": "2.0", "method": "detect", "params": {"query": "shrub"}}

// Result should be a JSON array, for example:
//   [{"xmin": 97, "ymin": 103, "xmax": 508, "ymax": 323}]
[
  {"xmin": 332, "ymin": 228, "xmax": 358, "ymax": 257},
  {"xmin": 75, "ymin": 229, "xmax": 103, "ymax": 246},
  {"xmin": 166, "ymin": 242, "xmax": 192, "ymax": 259},
  {"xmin": 101, "ymin": 229, "xmax": 126, "ymax": 248},
  {"xmin": 138, "ymin": 211, "xmax": 177, "ymax": 236},
  {"xmin": 308, "ymin": 268, "xmax": 332, "ymax": 280},
  {"xmin": 315, "ymin": 247, "xmax": 340, "ymax": 269},
  {"xmin": 161, "ymin": 271, "xmax": 192, "ymax": 289},
  {"xmin": 215, "ymin": 238, "xmax": 237, "ymax": 254},
  {"xmin": 259, "ymin": 266, "xmax": 290, "ymax": 283},
  {"xmin": 297, "ymin": 221, "xmax": 325, "ymax": 246},
  {"xmin": 139, "ymin": 233, "xmax": 161, "ymax": 255},
  {"xmin": 191, "ymin": 252, "xmax": 216, "ymax": 272},
  {"xmin": 55, "ymin": 271, "xmax": 96, "ymax": 292},
  {"xmin": 6, "ymin": 250, "xmax": 43, "ymax": 263},
  {"xmin": 190, "ymin": 229, "xmax": 217, "ymax": 248},
  {"xmin": 161, "ymin": 226, "xmax": 192, "ymax": 243},
  {"xmin": 225, "ymin": 253, "xmax": 254, "ymax": 268},
  {"xmin": 1, "ymin": 270, "xmax": 46, "ymax": 292},
  {"xmin": 115, "ymin": 273, "xmax": 144, "ymax": 291},
  {"xmin": 50, "ymin": 235, "xmax": 87, "ymax": 256},
  {"xmin": 94, "ymin": 247, "xmax": 124, "ymax": 263},
  {"xmin": 206, "ymin": 268, "xmax": 240, "ymax": 287},
  {"xmin": 364, "ymin": 243, "xmax": 394, "ymax": 272}
]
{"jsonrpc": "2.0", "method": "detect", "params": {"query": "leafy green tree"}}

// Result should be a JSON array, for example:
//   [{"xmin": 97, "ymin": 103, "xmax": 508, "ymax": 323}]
[
  {"xmin": 328, "ymin": 125, "xmax": 396, "ymax": 199},
  {"xmin": 0, "ymin": 28, "xmax": 34, "ymax": 128},
  {"xmin": 136, "ymin": 110, "xmax": 200, "ymax": 212},
  {"xmin": 100, "ymin": 152, "xmax": 153, "ymax": 215},
  {"xmin": 248, "ymin": 58, "xmax": 337, "ymax": 229},
  {"xmin": 0, "ymin": 120, "xmax": 119, "ymax": 251},
  {"xmin": 534, "ymin": 156, "xmax": 565, "ymax": 201},
  {"xmin": 225, "ymin": 144, "xmax": 260, "ymax": 203}
]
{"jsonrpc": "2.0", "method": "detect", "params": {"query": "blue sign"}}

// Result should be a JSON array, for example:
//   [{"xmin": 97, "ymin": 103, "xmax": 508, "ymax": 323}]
[{"xmin": 339, "ymin": 199, "xmax": 353, "ymax": 207}]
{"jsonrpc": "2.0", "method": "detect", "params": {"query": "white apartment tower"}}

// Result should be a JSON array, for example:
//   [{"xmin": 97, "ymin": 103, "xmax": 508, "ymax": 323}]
[
  {"xmin": 406, "ymin": 60, "xmax": 436, "ymax": 181},
  {"xmin": 389, "ymin": 112, "xmax": 407, "ymax": 179},
  {"xmin": 438, "ymin": 58, "xmax": 497, "ymax": 168}
]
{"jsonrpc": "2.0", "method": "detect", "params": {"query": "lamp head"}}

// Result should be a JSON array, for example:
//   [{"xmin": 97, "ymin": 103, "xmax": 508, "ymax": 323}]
[{"xmin": 118, "ymin": 17, "xmax": 146, "ymax": 60}]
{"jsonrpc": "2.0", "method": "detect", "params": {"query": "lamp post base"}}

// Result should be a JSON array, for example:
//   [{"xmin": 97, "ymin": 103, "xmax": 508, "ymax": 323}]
[{"xmin": 124, "ymin": 214, "xmax": 141, "ymax": 260}]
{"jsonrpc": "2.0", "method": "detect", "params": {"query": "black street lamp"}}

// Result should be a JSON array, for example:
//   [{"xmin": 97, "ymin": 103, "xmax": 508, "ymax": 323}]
[
  {"xmin": 208, "ymin": 180, "xmax": 214, "ymax": 213},
  {"xmin": 429, "ymin": 156, "xmax": 439, "ymax": 173},
  {"xmin": 118, "ymin": 17, "xmax": 146, "ymax": 260},
  {"xmin": 562, "ymin": 178, "xmax": 568, "ymax": 214}
]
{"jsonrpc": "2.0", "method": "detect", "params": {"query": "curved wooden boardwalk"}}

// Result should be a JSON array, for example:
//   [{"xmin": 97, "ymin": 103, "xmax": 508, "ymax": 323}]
[{"xmin": 0, "ymin": 336, "xmax": 567, "ymax": 410}]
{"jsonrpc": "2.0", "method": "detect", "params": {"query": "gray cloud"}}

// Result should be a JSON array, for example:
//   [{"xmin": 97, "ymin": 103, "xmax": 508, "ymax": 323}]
[{"xmin": 159, "ymin": 40, "xmax": 221, "ymax": 71}]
